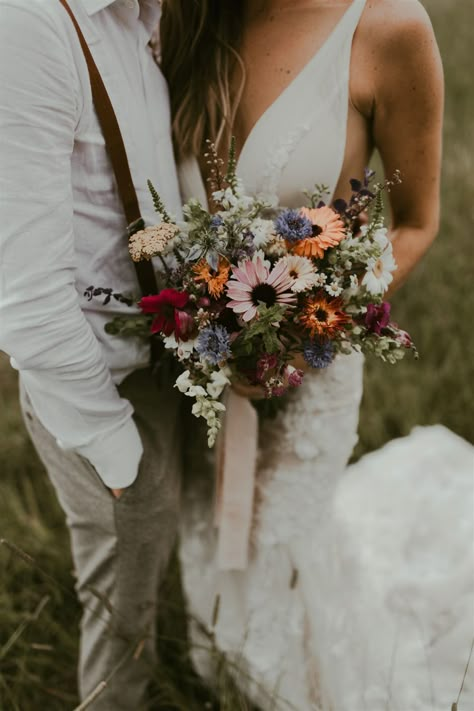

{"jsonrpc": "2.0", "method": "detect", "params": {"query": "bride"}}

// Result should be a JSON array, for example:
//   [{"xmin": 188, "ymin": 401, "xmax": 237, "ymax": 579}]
[{"xmin": 158, "ymin": 1, "xmax": 472, "ymax": 709}]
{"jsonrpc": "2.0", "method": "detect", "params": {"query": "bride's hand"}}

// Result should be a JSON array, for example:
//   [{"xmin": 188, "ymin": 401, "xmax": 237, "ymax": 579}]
[
  {"xmin": 289, "ymin": 353, "xmax": 308, "ymax": 373},
  {"xmin": 231, "ymin": 381, "xmax": 267, "ymax": 400}
]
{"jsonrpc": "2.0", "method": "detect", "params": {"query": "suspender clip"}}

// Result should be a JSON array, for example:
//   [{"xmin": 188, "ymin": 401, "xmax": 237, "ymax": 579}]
[{"xmin": 127, "ymin": 217, "xmax": 145, "ymax": 238}]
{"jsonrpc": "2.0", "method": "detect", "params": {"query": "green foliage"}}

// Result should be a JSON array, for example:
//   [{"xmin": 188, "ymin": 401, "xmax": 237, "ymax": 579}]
[
  {"xmin": 225, "ymin": 136, "xmax": 239, "ymax": 194},
  {"xmin": 104, "ymin": 315, "xmax": 152, "ymax": 338},
  {"xmin": 147, "ymin": 179, "xmax": 172, "ymax": 223},
  {"xmin": 303, "ymin": 183, "xmax": 330, "ymax": 208},
  {"xmin": 233, "ymin": 304, "xmax": 288, "ymax": 357}
]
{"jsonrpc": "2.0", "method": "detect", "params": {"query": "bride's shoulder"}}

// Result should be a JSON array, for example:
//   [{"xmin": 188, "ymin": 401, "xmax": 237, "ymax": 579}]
[
  {"xmin": 351, "ymin": 0, "xmax": 442, "ymax": 118},
  {"xmin": 359, "ymin": 0, "xmax": 437, "ymax": 53},
  {"xmin": 354, "ymin": 0, "xmax": 441, "ymax": 96}
]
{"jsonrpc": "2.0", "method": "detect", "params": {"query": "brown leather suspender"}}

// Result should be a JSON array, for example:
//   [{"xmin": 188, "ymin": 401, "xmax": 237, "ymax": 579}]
[{"xmin": 58, "ymin": 0, "xmax": 158, "ymax": 298}]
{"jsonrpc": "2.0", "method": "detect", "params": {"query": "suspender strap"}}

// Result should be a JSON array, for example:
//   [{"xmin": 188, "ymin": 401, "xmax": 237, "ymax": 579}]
[{"xmin": 58, "ymin": 0, "xmax": 158, "ymax": 297}]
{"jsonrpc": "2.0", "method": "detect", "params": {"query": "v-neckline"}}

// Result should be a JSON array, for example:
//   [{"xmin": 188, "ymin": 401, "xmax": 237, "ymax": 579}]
[{"xmin": 235, "ymin": 0, "xmax": 359, "ymax": 173}]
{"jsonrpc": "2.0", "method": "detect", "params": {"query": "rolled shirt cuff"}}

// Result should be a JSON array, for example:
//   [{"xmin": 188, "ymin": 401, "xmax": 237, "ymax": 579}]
[{"xmin": 74, "ymin": 417, "xmax": 143, "ymax": 489}]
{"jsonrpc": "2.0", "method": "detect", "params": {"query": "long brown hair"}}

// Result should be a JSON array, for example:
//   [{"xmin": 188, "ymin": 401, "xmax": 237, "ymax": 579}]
[{"xmin": 160, "ymin": 0, "xmax": 246, "ymax": 160}]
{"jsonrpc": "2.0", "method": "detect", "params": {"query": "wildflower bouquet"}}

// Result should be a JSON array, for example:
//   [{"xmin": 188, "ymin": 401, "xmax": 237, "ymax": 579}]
[{"xmin": 91, "ymin": 142, "xmax": 416, "ymax": 445}]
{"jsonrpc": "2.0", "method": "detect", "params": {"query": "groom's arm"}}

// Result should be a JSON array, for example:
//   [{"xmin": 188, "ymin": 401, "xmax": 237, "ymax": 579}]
[{"xmin": 0, "ymin": 3, "xmax": 142, "ymax": 491}]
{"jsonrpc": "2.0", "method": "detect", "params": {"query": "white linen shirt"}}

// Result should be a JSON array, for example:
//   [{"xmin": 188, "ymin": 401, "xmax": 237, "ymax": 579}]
[{"xmin": 0, "ymin": 0, "xmax": 182, "ymax": 487}]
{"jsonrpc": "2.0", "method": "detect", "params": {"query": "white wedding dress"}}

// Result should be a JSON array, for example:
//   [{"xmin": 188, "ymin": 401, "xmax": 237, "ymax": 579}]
[{"xmin": 177, "ymin": 1, "xmax": 474, "ymax": 708}]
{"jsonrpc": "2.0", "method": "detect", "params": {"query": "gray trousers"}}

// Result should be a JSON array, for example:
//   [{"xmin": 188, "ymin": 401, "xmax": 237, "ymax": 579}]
[{"xmin": 20, "ymin": 367, "xmax": 182, "ymax": 710}]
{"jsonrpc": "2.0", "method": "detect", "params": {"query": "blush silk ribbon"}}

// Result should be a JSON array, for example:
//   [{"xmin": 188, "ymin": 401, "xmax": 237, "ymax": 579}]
[{"xmin": 214, "ymin": 390, "xmax": 258, "ymax": 570}]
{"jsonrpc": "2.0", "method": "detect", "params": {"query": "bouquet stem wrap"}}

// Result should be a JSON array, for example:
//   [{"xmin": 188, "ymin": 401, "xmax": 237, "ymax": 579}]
[{"xmin": 215, "ymin": 390, "xmax": 258, "ymax": 570}]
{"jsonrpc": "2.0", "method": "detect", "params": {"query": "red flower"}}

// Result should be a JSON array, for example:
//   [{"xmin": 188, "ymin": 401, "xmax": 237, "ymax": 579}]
[
  {"xmin": 365, "ymin": 302, "xmax": 391, "ymax": 335},
  {"xmin": 139, "ymin": 289, "xmax": 192, "ymax": 340}
]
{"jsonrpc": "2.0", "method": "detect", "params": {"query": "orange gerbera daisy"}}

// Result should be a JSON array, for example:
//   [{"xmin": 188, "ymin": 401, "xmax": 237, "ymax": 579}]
[
  {"xmin": 194, "ymin": 257, "xmax": 230, "ymax": 298},
  {"xmin": 299, "ymin": 291, "xmax": 351, "ymax": 338},
  {"xmin": 291, "ymin": 206, "xmax": 346, "ymax": 259}
]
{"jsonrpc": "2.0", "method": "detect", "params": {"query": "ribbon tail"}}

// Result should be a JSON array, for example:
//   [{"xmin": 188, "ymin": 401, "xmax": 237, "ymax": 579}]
[{"xmin": 215, "ymin": 390, "xmax": 258, "ymax": 571}]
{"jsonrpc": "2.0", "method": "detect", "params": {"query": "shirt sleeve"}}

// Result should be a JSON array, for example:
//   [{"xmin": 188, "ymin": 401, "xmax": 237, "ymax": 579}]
[{"xmin": 0, "ymin": 3, "xmax": 143, "ymax": 488}]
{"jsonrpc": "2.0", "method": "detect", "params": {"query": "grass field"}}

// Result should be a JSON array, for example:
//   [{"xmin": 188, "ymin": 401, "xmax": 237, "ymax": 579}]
[{"xmin": 0, "ymin": 0, "xmax": 473, "ymax": 708}]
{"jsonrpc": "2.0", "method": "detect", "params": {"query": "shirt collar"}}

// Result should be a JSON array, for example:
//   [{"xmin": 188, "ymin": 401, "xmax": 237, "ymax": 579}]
[{"xmin": 81, "ymin": 0, "xmax": 161, "ymax": 39}]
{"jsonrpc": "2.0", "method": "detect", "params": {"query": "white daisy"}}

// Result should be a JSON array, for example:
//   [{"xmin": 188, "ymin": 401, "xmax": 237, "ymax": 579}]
[
  {"xmin": 278, "ymin": 255, "xmax": 317, "ymax": 293},
  {"xmin": 325, "ymin": 280, "xmax": 344, "ymax": 297},
  {"xmin": 362, "ymin": 243, "xmax": 397, "ymax": 295}
]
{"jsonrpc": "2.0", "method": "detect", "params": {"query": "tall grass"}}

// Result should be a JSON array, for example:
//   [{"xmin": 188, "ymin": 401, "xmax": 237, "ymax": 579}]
[{"xmin": 0, "ymin": 0, "xmax": 472, "ymax": 708}]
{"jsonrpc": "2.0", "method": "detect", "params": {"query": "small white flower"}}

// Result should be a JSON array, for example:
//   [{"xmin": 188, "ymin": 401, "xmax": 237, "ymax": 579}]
[
  {"xmin": 175, "ymin": 369, "xmax": 193, "ymax": 393},
  {"xmin": 349, "ymin": 274, "xmax": 359, "ymax": 289},
  {"xmin": 249, "ymin": 218, "xmax": 275, "ymax": 248},
  {"xmin": 344, "ymin": 260, "xmax": 353, "ymax": 270},
  {"xmin": 313, "ymin": 272, "xmax": 328, "ymax": 286},
  {"xmin": 362, "ymin": 243, "xmax": 397, "ymax": 295},
  {"xmin": 325, "ymin": 281, "xmax": 344, "ymax": 297}
]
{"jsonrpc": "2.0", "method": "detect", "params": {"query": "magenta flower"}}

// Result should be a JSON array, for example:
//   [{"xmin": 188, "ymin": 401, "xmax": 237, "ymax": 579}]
[
  {"xmin": 139, "ymin": 288, "xmax": 192, "ymax": 340},
  {"xmin": 256, "ymin": 353, "xmax": 279, "ymax": 382},
  {"xmin": 365, "ymin": 302, "xmax": 391, "ymax": 335},
  {"xmin": 396, "ymin": 329, "xmax": 413, "ymax": 348},
  {"xmin": 285, "ymin": 365, "xmax": 304, "ymax": 387},
  {"xmin": 226, "ymin": 254, "xmax": 296, "ymax": 322}
]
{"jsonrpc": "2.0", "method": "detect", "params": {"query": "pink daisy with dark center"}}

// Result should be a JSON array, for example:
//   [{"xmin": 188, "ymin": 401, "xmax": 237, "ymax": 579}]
[{"xmin": 226, "ymin": 254, "xmax": 296, "ymax": 322}]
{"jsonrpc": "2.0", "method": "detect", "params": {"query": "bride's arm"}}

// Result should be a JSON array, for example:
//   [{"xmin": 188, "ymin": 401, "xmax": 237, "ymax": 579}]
[{"xmin": 367, "ymin": 0, "xmax": 444, "ymax": 295}]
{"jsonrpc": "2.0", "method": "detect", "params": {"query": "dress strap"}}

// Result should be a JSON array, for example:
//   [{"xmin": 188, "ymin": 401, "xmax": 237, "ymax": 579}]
[{"xmin": 327, "ymin": 0, "xmax": 367, "ymax": 52}]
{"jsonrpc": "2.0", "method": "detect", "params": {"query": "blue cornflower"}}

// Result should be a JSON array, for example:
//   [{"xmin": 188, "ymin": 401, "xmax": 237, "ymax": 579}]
[
  {"xmin": 274, "ymin": 209, "xmax": 313, "ymax": 243},
  {"xmin": 210, "ymin": 215, "xmax": 224, "ymax": 229},
  {"xmin": 303, "ymin": 339, "xmax": 335, "ymax": 369},
  {"xmin": 196, "ymin": 325, "xmax": 232, "ymax": 365}
]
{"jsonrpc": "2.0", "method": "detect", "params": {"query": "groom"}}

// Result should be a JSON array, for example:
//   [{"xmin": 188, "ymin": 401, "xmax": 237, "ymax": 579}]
[{"xmin": 0, "ymin": 0, "xmax": 183, "ymax": 707}]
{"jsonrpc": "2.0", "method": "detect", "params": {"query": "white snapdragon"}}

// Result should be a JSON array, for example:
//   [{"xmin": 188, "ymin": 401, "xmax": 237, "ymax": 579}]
[
  {"xmin": 192, "ymin": 396, "xmax": 226, "ymax": 447},
  {"xmin": 163, "ymin": 334, "xmax": 197, "ymax": 360},
  {"xmin": 175, "ymin": 369, "xmax": 193, "ymax": 393},
  {"xmin": 186, "ymin": 384, "xmax": 208, "ymax": 398},
  {"xmin": 206, "ymin": 368, "xmax": 231, "ymax": 399}
]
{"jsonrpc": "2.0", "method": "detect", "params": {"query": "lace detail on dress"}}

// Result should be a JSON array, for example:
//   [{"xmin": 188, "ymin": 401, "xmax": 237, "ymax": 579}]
[{"xmin": 257, "ymin": 124, "xmax": 312, "ymax": 205}]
